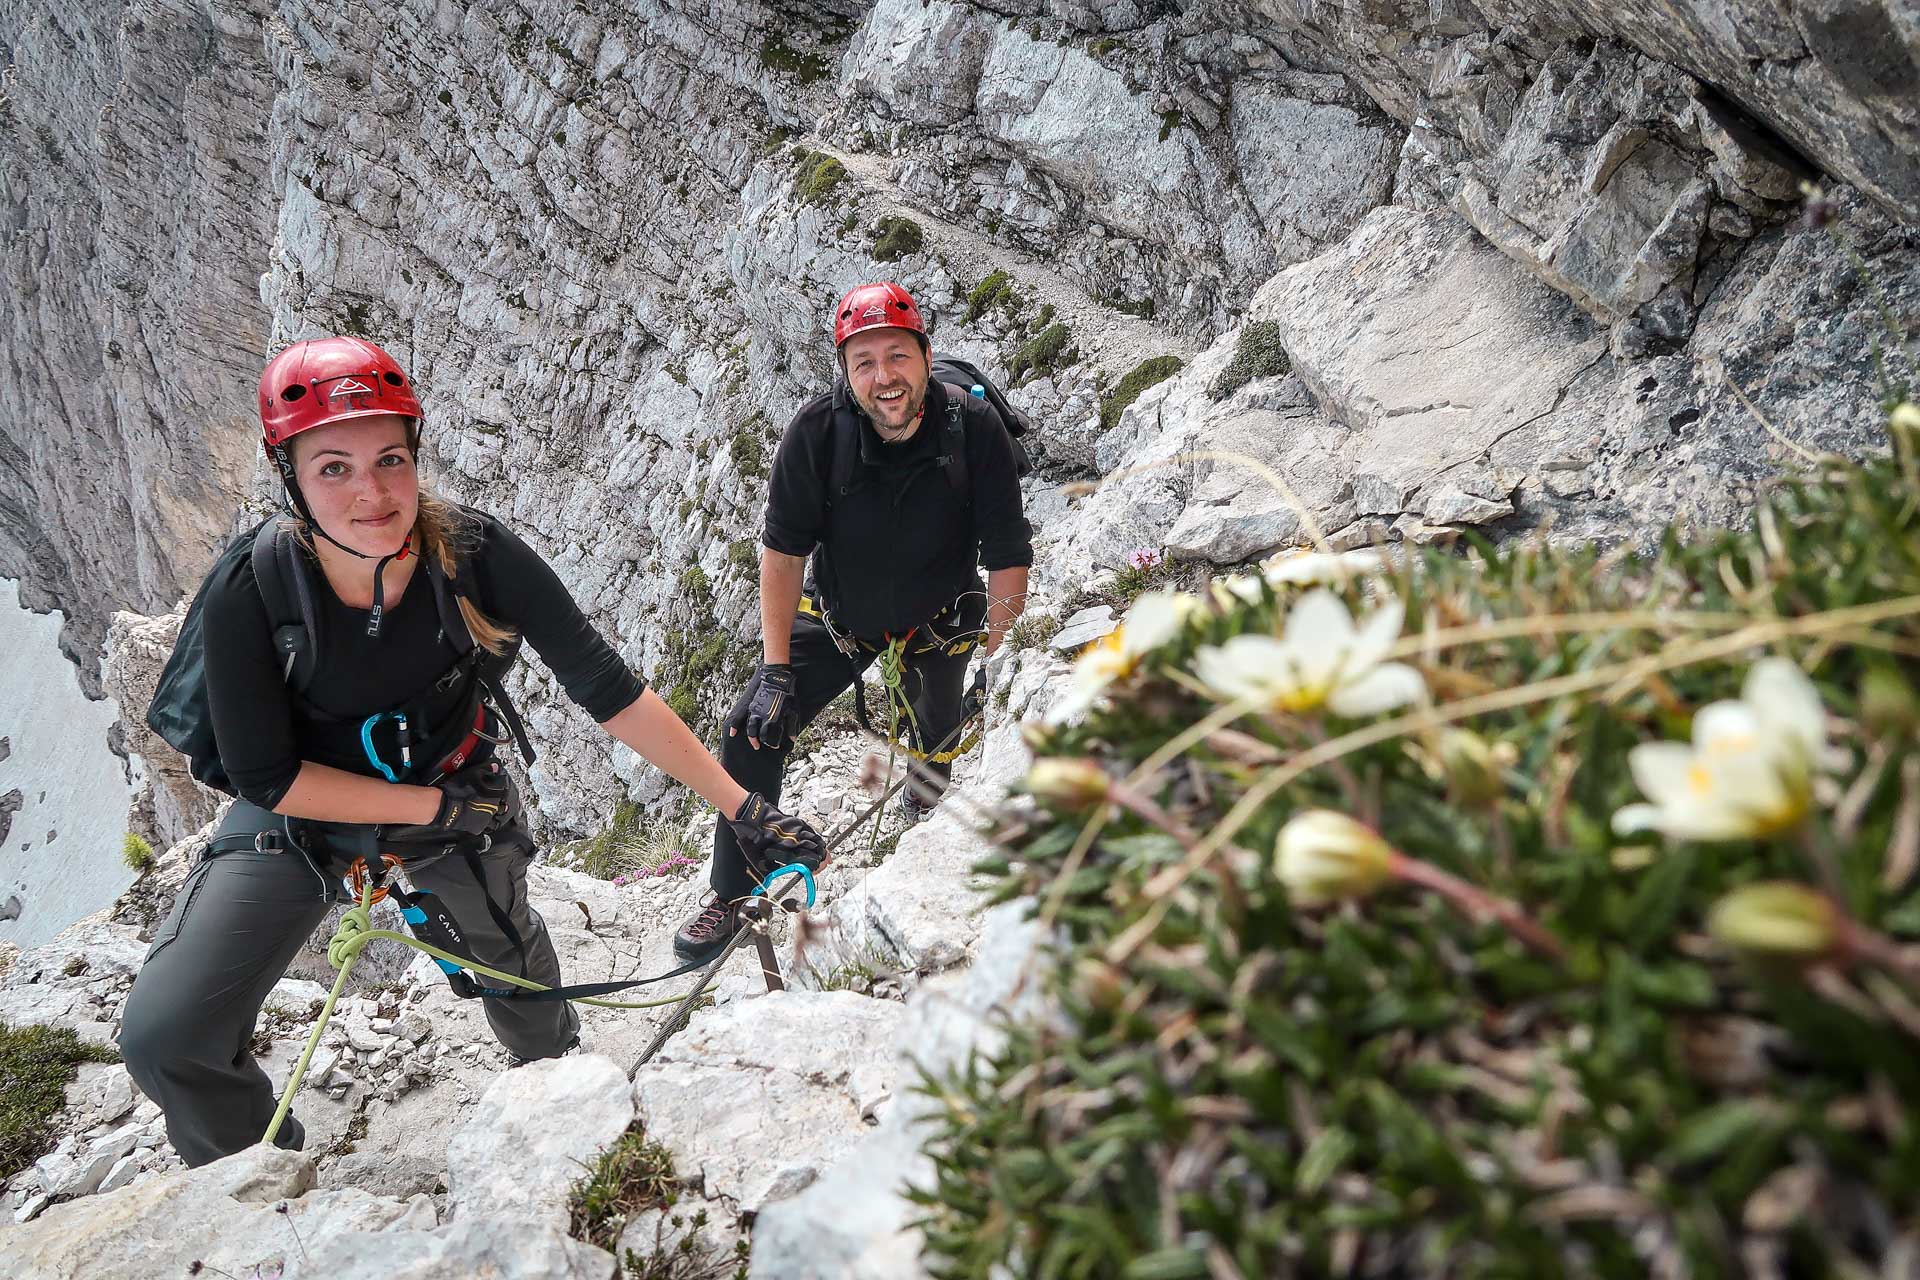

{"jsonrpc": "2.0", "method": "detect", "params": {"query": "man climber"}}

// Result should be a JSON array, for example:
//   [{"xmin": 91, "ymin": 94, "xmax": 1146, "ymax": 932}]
[{"xmin": 673, "ymin": 282, "xmax": 1033, "ymax": 962}]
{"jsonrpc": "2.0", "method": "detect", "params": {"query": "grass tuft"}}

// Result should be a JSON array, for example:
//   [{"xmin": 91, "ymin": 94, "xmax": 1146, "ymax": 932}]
[{"xmin": 0, "ymin": 1024, "xmax": 119, "ymax": 1182}]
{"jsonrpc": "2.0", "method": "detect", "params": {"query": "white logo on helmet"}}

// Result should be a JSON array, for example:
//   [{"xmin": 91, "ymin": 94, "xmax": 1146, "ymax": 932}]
[
  {"xmin": 860, "ymin": 303, "xmax": 887, "ymax": 321},
  {"xmin": 328, "ymin": 377, "xmax": 374, "ymax": 400}
]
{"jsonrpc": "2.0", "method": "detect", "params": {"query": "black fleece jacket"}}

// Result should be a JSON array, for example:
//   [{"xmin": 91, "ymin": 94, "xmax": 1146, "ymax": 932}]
[{"xmin": 761, "ymin": 378, "xmax": 1033, "ymax": 640}]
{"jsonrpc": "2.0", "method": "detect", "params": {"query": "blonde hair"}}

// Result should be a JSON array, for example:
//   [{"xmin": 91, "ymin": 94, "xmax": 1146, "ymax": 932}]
[
  {"xmin": 284, "ymin": 489, "xmax": 517, "ymax": 656},
  {"xmin": 415, "ymin": 493, "xmax": 517, "ymax": 655}
]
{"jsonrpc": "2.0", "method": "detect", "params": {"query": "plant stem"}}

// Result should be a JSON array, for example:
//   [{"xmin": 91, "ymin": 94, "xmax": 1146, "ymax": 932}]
[{"xmin": 1388, "ymin": 852, "xmax": 1565, "ymax": 961}]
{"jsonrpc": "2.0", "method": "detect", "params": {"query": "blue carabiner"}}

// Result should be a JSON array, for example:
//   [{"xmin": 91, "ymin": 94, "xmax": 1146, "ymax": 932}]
[
  {"xmin": 359, "ymin": 710, "xmax": 410, "ymax": 783},
  {"xmin": 752, "ymin": 862, "xmax": 817, "ymax": 910}
]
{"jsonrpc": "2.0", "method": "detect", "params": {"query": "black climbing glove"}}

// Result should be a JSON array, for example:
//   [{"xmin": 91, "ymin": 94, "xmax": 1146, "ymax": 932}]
[
  {"xmin": 727, "ymin": 662, "xmax": 798, "ymax": 750},
  {"xmin": 961, "ymin": 660, "xmax": 989, "ymax": 720},
  {"xmin": 382, "ymin": 760, "xmax": 520, "ymax": 846},
  {"xmin": 726, "ymin": 791, "xmax": 827, "ymax": 874}
]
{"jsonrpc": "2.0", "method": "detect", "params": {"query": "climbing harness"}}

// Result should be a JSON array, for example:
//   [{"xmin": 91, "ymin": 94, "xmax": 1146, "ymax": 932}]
[{"xmin": 263, "ymin": 676, "xmax": 990, "ymax": 1139}]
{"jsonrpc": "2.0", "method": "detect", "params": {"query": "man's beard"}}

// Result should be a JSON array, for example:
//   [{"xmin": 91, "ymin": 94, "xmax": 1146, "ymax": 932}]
[{"xmin": 855, "ymin": 377, "xmax": 928, "ymax": 434}]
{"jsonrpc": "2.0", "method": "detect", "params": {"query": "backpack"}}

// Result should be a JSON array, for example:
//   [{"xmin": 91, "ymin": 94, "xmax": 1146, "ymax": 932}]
[
  {"xmin": 825, "ymin": 351, "xmax": 1034, "ymax": 509},
  {"xmin": 146, "ymin": 514, "xmax": 534, "ymax": 797}
]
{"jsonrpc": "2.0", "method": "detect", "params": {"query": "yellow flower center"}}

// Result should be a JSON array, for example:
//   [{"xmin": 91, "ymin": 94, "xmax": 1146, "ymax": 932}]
[{"xmin": 1685, "ymin": 762, "xmax": 1717, "ymax": 797}]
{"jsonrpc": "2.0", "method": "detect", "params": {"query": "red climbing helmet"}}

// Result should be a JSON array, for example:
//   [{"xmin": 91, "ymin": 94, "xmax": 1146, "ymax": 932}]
[
  {"xmin": 832, "ymin": 282, "xmax": 926, "ymax": 349},
  {"xmin": 258, "ymin": 336, "xmax": 423, "ymax": 449}
]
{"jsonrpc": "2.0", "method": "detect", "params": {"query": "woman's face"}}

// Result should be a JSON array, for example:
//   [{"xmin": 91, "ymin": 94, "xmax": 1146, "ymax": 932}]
[{"xmin": 289, "ymin": 414, "xmax": 419, "ymax": 559}]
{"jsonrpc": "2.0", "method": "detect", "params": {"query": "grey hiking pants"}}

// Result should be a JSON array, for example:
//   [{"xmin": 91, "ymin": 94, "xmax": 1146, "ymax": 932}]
[{"xmin": 118, "ymin": 801, "xmax": 577, "ymax": 1168}]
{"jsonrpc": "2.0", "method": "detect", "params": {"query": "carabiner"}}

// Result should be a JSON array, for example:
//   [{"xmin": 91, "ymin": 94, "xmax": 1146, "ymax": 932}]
[{"xmin": 359, "ymin": 710, "xmax": 412, "ymax": 782}]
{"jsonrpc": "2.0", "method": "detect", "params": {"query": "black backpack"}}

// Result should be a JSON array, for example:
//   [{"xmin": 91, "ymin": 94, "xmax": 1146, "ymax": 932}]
[
  {"xmin": 825, "ymin": 351, "xmax": 1034, "ymax": 508},
  {"xmin": 146, "ymin": 515, "xmax": 534, "ymax": 797}
]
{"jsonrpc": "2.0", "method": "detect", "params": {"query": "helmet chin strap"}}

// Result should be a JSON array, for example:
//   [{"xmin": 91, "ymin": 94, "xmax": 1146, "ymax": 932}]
[{"xmin": 271, "ymin": 446, "xmax": 410, "ymax": 638}]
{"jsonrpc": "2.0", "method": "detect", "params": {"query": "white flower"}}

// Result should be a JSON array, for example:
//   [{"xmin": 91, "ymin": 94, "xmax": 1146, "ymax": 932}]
[
  {"xmin": 1045, "ymin": 590, "xmax": 1194, "ymax": 724},
  {"xmin": 1612, "ymin": 657, "xmax": 1838, "ymax": 842},
  {"xmin": 1263, "ymin": 547, "xmax": 1385, "ymax": 587},
  {"xmin": 1275, "ymin": 810, "xmax": 1396, "ymax": 905},
  {"xmin": 1191, "ymin": 588, "xmax": 1425, "ymax": 718}
]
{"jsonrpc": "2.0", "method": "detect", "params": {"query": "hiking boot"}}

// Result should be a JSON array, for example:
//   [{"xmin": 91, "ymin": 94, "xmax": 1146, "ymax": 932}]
[
  {"xmin": 508, "ymin": 1032, "xmax": 582, "ymax": 1069},
  {"xmin": 271, "ymin": 1114, "xmax": 306, "ymax": 1153},
  {"xmin": 897, "ymin": 784, "xmax": 939, "ymax": 825},
  {"xmin": 672, "ymin": 894, "xmax": 743, "ymax": 964}
]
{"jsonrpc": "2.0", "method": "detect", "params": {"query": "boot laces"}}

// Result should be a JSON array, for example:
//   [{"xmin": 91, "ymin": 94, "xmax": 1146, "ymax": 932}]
[{"xmin": 689, "ymin": 898, "xmax": 733, "ymax": 939}]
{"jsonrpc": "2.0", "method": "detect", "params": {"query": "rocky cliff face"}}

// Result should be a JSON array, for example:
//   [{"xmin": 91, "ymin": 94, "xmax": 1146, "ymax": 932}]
[{"xmin": 0, "ymin": 4, "xmax": 1914, "ymax": 1267}]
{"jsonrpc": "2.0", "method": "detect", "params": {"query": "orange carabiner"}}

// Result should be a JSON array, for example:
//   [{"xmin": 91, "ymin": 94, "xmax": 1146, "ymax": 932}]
[{"xmin": 345, "ymin": 853, "xmax": 405, "ymax": 904}]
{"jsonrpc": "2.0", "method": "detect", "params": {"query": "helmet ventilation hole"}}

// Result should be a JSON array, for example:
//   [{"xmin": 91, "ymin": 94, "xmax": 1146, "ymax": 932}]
[
  {"xmin": 281, "ymin": 384, "xmax": 307, "ymax": 401},
  {"xmin": 383, "ymin": 371, "xmax": 405, "ymax": 387}
]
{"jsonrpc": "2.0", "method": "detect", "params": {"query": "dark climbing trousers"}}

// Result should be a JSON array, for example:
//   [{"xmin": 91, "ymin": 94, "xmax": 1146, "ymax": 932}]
[
  {"xmin": 118, "ymin": 800, "xmax": 577, "ymax": 1168},
  {"xmin": 709, "ymin": 595, "xmax": 983, "ymax": 902}
]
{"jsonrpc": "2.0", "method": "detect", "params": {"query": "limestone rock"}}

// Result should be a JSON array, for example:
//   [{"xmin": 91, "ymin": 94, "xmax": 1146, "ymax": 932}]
[
  {"xmin": 304, "ymin": 1216, "xmax": 616, "ymax": 1279},
  {"xmin": 750, "ymin": 903, "xmax": 1054, "ymax": 1277},
  {"xmin": 636, "ymin": 991, "xmax": 903, "ymax": 1215},
  {"xmin": 0, "ymin": 1146, "xmax": 418, "ymax": 1279},
  {"xmin": 445, "ymin": 1054, "xmax": 635, "ymax": 1231}
]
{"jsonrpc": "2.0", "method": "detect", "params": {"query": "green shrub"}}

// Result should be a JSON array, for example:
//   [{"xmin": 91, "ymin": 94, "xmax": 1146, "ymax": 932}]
[
  {"xmin": 790, "ymin": 149, "xmax": 847, "ymax": 206},
  {"xmin": 569, "ymin": 1121, "xmax": 750, "ymax": 1277},
  {"xmin": 914, "ymin": 414, "xmax": 1920, "ymax": 1277},
  {"xmin": 1107, "ymin": 554, "xmax": 1177, "ymax": 604},
  {"xmin": 729, "ymin": 431, "xmax": 767, "ymax": 479},
  {"xmin": 570, "ymin": 1123, "xmax": 680, "ymax": 1248},
  {"xmin": 677, "ymin": 563, "xmax": 709, "ymax": 599},
  {"xmin": 727, "ymin": 539, "xmax": 759, "ymax": 574},
  {"xmin": 1097, "ymin": 355, "xmax": 1183, "ymax": 430},
  {"xmin": 1, "ymin": 1024, "xmax": 119, "ymax": 1181},
  {"xmin": 121, "ymin": 832, "xmax": 154, "ymax": 873},
  {"xmin": 1209, "ymin": 319, "xmax": 1291, "ymax": 399},
  {"xmin": 872, "ymin": 216, "xmax": 925, "ymax": 262},
  {"xmin": 965, "ymin": 270, "xmax": 1020, "ymax": 322},
  {"xmin": 1002, "ymin": 613, "xmax": 1063, "ymax": 653},
  {"xmin": 1009, "ymin": 322, "xmax": 1075, "ymax": 386}
]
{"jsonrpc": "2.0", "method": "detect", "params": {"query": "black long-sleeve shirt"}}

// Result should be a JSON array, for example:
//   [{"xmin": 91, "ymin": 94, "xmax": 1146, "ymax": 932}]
[
  {"xmin": 762, "ymin": 378, "xmax": 1033, "ymax": 639},
  {"xmin": 203, "ymin": 511, "xmax": 644, "ymax": 810}
]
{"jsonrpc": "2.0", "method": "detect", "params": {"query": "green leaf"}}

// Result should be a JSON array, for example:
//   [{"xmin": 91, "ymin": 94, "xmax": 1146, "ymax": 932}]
[
  {"xmin": 1664, "ymin": 1100, "xmax": 1769, "ymax": 1168},
  {"xmin": 1623, "ymin": 846, "xmax": 1695, "ymax": 952},
  {"xmin": 1122, "ymin": 1247, "xmax": 1210, "ymax": 1279},
  {"xmin": 1296, "ymin": 1127, "xmax": 1356, "ymax": 1195}
]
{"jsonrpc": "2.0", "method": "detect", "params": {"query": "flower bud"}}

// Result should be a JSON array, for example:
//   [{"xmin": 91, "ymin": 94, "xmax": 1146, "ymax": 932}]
[
  {"xmin": 1020, "ymin": 721, "xmax": 1058, "ymax": 755},
  {"xmin": 1890, "ymin": 402, "xmax": 1920, "ymax": 452},
  {"xmin": 1026, "ymin": 758, "xmax": 1112, "ymax": 810},
  {"xmin": 1072, "ymin": 957, "xmax": 1128, "ymax": 1013},
  {"xmin": 1707, "ymin": 882, "xmax": 1840, "ymax": 958},
  {"xmin": 1274, "ymin": 810, "xmax": 1396, "ymax": 906},
  {"xmin": 1861, "ymin": 664, "xmax": 1919, "ymax": 740},
  {"xmin": 1438, "ymin": 729, "xmax": 1503, "ymax": 808}
]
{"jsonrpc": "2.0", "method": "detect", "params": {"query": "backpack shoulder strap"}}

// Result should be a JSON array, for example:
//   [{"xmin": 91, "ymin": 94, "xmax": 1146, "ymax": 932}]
[
  {"xmin": 824, "ymin": 389, "xmax": 862, "ymax": 512},
  {"xmin": 250, "ymin": 519, "xmax": 321, "ymax": 688},
  {"xmin": 939, "ymin": 382, "xmax": 971, "ymax": 499},
  {"xmin": 421, "ymin": 550, "xmax": 475, "ymax": 658},
  {"xmin": 427, "ymin": 520, "xmax": 537, "ymax": 766}
]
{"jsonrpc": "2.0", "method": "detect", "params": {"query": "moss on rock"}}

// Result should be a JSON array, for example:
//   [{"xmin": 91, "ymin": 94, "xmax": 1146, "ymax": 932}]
[
  {"xmin": 1210, "ymin": 320, "xmax": 1291, "ymax": 400},
  {"xmin": 1098, "ymin": 355, "xmax": 1183, "ymax": 430}
]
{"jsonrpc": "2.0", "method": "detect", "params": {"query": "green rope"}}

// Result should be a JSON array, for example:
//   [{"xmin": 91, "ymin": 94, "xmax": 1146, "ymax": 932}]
[{"xmin": 263, "ymin": 882, "xmax": 689, "ymax": 1146}]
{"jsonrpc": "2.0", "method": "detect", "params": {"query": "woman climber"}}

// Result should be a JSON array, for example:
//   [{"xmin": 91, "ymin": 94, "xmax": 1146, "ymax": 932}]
[{"xmin": 118, "ymin": 335, "xmax": 826, "ymax": 1168}]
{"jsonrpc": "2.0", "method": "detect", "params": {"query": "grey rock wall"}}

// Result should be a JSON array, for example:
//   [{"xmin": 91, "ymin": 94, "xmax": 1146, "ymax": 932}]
[{"xmin": 0, "ymin": 0, "xmax": 274, "ymax": 684}]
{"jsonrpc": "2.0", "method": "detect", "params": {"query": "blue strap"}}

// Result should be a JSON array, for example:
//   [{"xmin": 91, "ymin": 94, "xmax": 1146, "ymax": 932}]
[
  {"xmin": 398, "ymin": 903, "xmax": 465, "ymax": 976},
  {"xmin": 752, "ymin": 863, "xmax": 817, "ymax": 910},
  {"xmin": 359, "ymin": 711, "xmax": 406, "ymax": 783}
]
